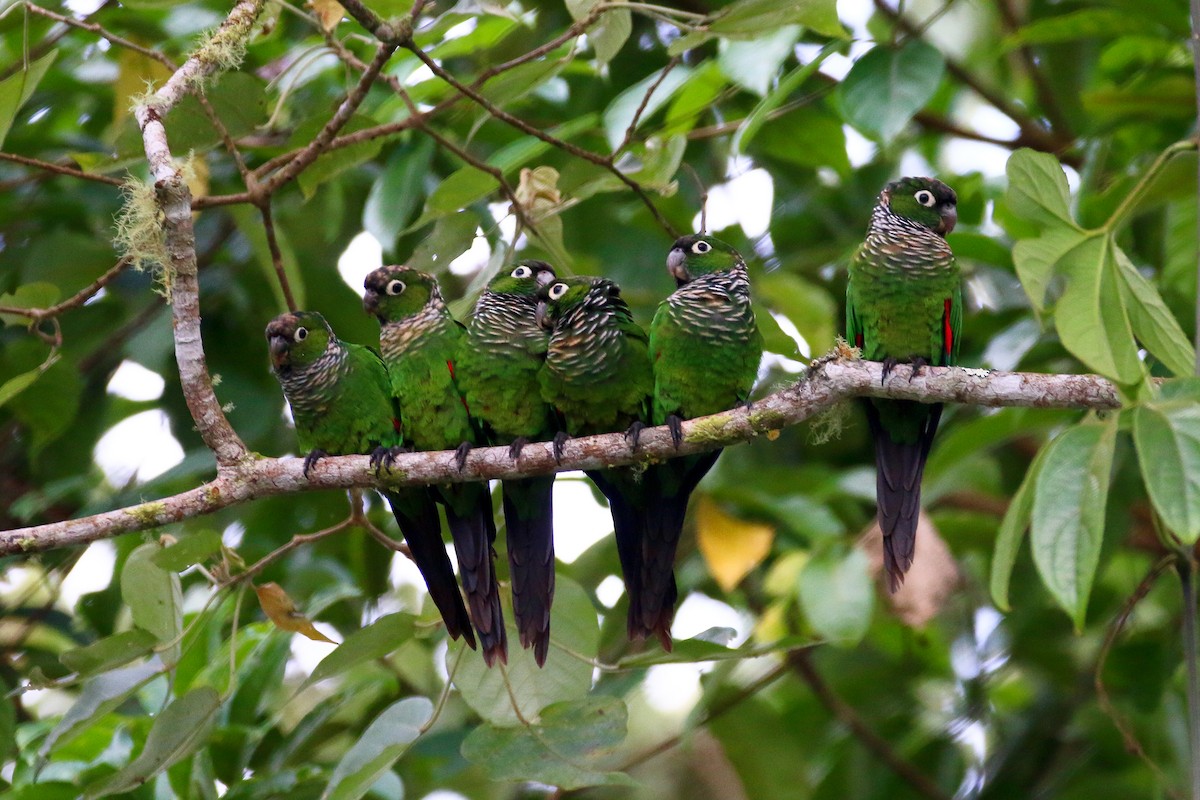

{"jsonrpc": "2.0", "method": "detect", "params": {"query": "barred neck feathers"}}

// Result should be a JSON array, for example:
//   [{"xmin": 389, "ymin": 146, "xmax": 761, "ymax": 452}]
[
  {"xmin": 665, "ymin": 265, "xmax": 755, "ymax": 344},
  {"xmin": 378, "ymin": 287, "xmax": 453, "ymax": 361},
  {"xmin": 471, "ymin": 290, "xmax": 541, "ymax": 351},
  {"xmin": 278, "ymin": 340, "xmax": 348, "ymax": 414},
  {"xmin": 546, "ymin": 286, "xmax": 626, "ymax": 379},
  {"xmin": 863, "ymin": 202, "xmax": 954, "ymax": 274}
]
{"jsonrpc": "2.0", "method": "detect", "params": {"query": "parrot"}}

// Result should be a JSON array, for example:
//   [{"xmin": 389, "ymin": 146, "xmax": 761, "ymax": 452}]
[
  {"xmin": 456, "ymin": 259, "xmax": 559, "ymax": 666},
  {"xmin": 265, "ymin": 311, "xmax": 476, "ymax": 648},
  {"xmin": 845, "ymin": 177, "xmax": 961, "ymax": 592},
  {"xmin": 645, "ymin": 234, "xmax": 763, "ymax": 639},
  {"xmin": 363, "ymin": 265, "xmax": 507, "ymax": 665},
  {"xmin": 534, "ymin": 276, "xmax": 660, "ymax": 645}
]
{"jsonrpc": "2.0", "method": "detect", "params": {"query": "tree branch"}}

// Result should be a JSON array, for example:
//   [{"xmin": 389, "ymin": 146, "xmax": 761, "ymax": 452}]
[{"xmin": 0, "ymin": 358, "xmax": 1123, "ymax": 555}]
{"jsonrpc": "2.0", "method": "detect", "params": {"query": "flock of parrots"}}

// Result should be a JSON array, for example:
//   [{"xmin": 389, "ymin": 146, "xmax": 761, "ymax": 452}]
[{"xmin": 265, "ymin": 176, "xmax": 961, "ymax": 667}]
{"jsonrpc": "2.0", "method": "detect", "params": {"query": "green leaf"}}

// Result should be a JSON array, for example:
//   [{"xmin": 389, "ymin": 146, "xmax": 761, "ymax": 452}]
[
  {"xmin": 734, "ymin": 43, "xmax": 839, "ymax": 154},
  {"xmin": 407, "ymin": 212, "xmax": 480, "ymax": 274},
  {"xmin": 410, "ymin": 168, "xmax": 499, "ymax": 230},
  {"xmin": 301, "ymin": 612, "xmax": 415, "ymax": 690},
  {"xmin": 0, "ymin": 282, "xmax": 60, "ymax": 326},
  {"xmin": 797, "ymin": 547, "xmax": 873, "ymax": 644},
  {"xmin": 0, "ymin": 367, "xmax": 46, "ymax": 409},
  {"xmin": 0, "ymin": 676, "xmax": 14, "ymax": 763},
  {"xmin": 10, "ymin": 356, "xmax": 83, "ymax": 456},
  {"xmin": 1004, "ymin": 9, "xmax": 1167, "ymax": 47},
  {"xmin": 718, "ymin": 26, "xmax": 801, "ymax": 96},
  {"xmin": 1011, "ymin": 226, "xmax": 1088, "ymax": 312},
  {"xmin": 1134, "ymin": 399, "xmax": 1200, "ymax": 543},
  {"xmin": 39, "ymin": 663, "xmax": 160, "ymax": 758},
  {"xmin": 0, "ymin": 50, "xmax": 58, "ymax": 149},
  {"xmin": 756, "ymin": 271, "xmax": 837, "ymax": 358},
  {"xmin": 1055, "ymin": 235, "xmax": 1143, "ymax": 385},
  {"xmin": 321, "ymin": 696, "xmax": 431, "ymax": 800},
  {"xmin": 752, "ymin": 304, "xmax": 800, "ymax": 359},
  {"xmin": 84, "ymin": 686, "xmax": 222, "ymax": 798},
  {"xmin": 364, "ymin": 140, "xmax": 435, "ymax": 249},
  {"xmin": 990, "ymin": 438, "xmax": 1053, "ymax": 610},
  {"xmin": 1005, "ymin": 149, "xmax": 1077, "ymax": 228},
  {"xmin": 461, "ymin": 696, "xmax": 634, "ymax": 790},
  {"xmin": 60, "ymin": 630, "xmax": 160, "ymax": 675},
  {"xmin": 230, "ymin": 205, "xmax": 306, "ymax": 314},
  {"xmin": 708, "ymin": 0, "xmax": 844, "ymax": 39},
  {"xmin": 1113, "ymin": 248, "xmax": 1196, "ymax": 376},
  {"xmin": 151, "ymin": 530, "xmax": 223, "ymax": 571},
  {"xmin": 591, "ymin": 8, "xmax": 632, "ymax": 64},
  {"xmin": 838, "ymin": 40, "xmax": 945, "ymax": 142},
  {"xmin": 451, "ymin": 576, "xmax": 598, "ymax": 726},
  {"xmin": 603, "ymin": 66, "xmax": 694, "ymax": 150},
  {"xmin": 1030, "ymin": 419, "xmax": 1116, "ymax": 629},
  {"xmin": 121, "ymin": 542, "xmax": 183, "ymax": 667},
  {"xmin": 296, "ymin": 119, "xmax": 383, "ymax": 200}
]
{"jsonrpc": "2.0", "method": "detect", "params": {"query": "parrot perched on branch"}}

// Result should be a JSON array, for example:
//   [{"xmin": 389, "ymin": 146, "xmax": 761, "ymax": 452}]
[
  {"xmin": 646, "ymin": 234, "xmax": 763, "ymax": 640},
  {"xmin": 456, "ymin": 260, "xmax": 559, "ymax": 666},
  {"xmin": 265, "ymin": 311, "xmax": 476, "ymax": 648},
  {"xmin": 364, "ymin": 266, "xmax": 507, "ymax": 665},
  {"xmin": 534, "ymin": 276, "xmax": 659, "ymax": 645},
  {"xmin": 845, "ymin": 177, "xmax": 961, "ymax": 591}
]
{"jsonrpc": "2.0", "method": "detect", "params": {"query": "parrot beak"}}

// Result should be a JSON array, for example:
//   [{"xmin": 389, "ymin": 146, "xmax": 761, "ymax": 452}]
[
  {"xmin": 535, "ymin": 301, "xmax": 552, "ymax": 331},
  {"xmin": 666, "ymin": 247, "xmax": 690, "ymax": 286},
  {"xmin": 535, "ymin": 269, "xmax": 555, "ymax": 287},
  {"xmin": 938, "ymin": 204, "xmax": 957, "ymax": 236},
  {"xmin": 268, "ymin": 334, "xmax": 290, "ymax": 368},
  {"xmin": 362, "ymin": 290, "xmax": 379, "ymax": 317}
]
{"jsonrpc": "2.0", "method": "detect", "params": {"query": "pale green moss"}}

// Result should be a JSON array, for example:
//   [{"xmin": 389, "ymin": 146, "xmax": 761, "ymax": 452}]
[
  {"xmin": 114, "ymin": 177, "xmax": 172, "ymax": 299},
  {"xmin": 684, "ymin": 414, "xmax": 735, "ymax": 446},
  {"xmin": 128, "ymin": 500, "xmax": 167, "ymax": 525}
]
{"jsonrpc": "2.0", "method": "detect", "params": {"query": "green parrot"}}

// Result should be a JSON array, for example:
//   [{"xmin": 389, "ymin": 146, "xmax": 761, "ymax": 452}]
[
  {"xmin": 265, "ymin": 311, "xmax": 476, "ymax": 648},
  {"xmin": 846, "ymin": 177, "xmax": 961, "ymax": 591},
  {"xmin": 456, "ymin": 260, "xmax": 559, "ymax": 666},
  {"xmin": 534, "ymin": 276, "xmax": 659, "ymax": 645},
  {"xmin": 363, "ymin": 266, "xmax": 507, "ymax": 665},
  {"xmin": 645, "ymin": 234, "xmax": 763, "ymax": 638}
]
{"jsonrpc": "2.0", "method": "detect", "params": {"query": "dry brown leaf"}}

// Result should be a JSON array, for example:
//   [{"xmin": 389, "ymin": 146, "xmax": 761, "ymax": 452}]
[
  {"xmin": 696, "ymin": 495, "xmax": 775, "ymax": 593},
  {"xmin": 308, "ymin": 0, "xmax": 344, "ymax": 31},
  {"xmin": 254, "ymin": 581, "xmax": 335, "ymax": 643},
  {"xmin": 857, "ymin": 510, "xmax": 961, "ymax": 627}
]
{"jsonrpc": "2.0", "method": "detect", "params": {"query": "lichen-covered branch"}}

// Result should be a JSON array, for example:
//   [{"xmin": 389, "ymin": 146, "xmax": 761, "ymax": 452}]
[{"xmin": 0, "ymin": 359, "xmax": 1123, "ymax": 556}]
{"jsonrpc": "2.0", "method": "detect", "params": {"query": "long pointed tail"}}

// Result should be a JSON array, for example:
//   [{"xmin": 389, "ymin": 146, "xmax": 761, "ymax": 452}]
[
  {"xmin": 863, "ymin": 400, "xmax": 942, "ymax": 592},
  {"xmin": 442, "ymin": 484, "xmax": 508, "ymax": 665},
  {"xmin": 637, "ymin": 451, "xmax": 721, "ymax": 651},
  {"xmin": 501, "ymin": 476, "xmax": 556, "ymax": 666},
  {"xmin": 586, "ymin": 468, "xmax": 647, "ymax": 642},
  {"xmin": 382, "ymin": 488, "xmax": 475, "ymax": 649}
]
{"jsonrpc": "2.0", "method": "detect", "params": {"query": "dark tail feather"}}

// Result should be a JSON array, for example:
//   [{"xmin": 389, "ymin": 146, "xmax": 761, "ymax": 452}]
[
  {"xmin": 863, "ymin": 401, "xmax": 942, "ymax": 592},
  {"xmin": 443, "ymin": 485, "xmax": 508, "ymax": 665},
  {"xmin": 501, "ymin": 476, "xmax": 556, "ymax": 667},
  {"xmin": 638, "ymin": 451, "xmax": 721, "ymax": 651},
  {"xmin": 586, "ymin": 468, "xmax": 647, "ymax": 642},
  {"xmin": 382, "ymin": 488, "xmax": 475, "ymax": 649}
]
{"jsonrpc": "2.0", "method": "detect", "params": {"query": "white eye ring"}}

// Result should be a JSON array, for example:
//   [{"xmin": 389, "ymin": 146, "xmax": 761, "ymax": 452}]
[
  {"xmin": 294, "ymin": 327, "xmax": 308, "ymax": 342},
  {"xmin": 692, "ymin": 240, "xmax": 711, "ymax": 254},
  {"xmin": 548, "ymin": 283, "xmax": 568, "ymax": 300},
  {"xmin": 511, "ymin": 265, "xmax": 532, "ymax": 278},
  {"xmin": 915, "ymin": 190, "xmax": 936, "ymax": 207},
  {"xmin": 385, "ymin": 279, "xmax": 406, "ymax": 296}
]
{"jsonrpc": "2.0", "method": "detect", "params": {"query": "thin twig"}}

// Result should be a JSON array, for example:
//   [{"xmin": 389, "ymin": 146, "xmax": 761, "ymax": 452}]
[
  {"xmin": 0, "ymin": 257, "xmax": 132, "ymax": 321},
  {"xmin": 257, "ymin": 200, "xmax": 298, "ymax": 312},
  {"xmin": 0, "ymin": 152, "xmax": 125, "ymax": 187},
  {"xmin": 24, "ymin": 3, "xmax": 175, "ymax": 68},
  {"xmin": 993, "ymin": 0, "xmax": 1072, "ymax": 137},
  {"xmin": 616, "ymin": 56, "xmax": 681, "ymax": 155}
]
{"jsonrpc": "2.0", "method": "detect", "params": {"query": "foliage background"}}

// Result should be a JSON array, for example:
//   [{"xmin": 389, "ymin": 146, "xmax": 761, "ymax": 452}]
[{"xmin": 0, "ymin": 0, "xmax": 1198, "ymax": 797}]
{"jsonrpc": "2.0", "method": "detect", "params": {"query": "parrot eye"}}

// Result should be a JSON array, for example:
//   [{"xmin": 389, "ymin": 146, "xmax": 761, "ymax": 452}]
[
  {"xmin": 293, "ymin": 327, "xmax": 308, "ymax": 342},
  {"xmin": 692, "ymin": 240, "xmax": 711, "ymax": 254},
  {"xmin": 914, "ymin": 190, "xmax": 936, "ymax": 207},
  {"xmin": 385, "ymin": 279, "xmax": 406, "ymax": 296},
  {"xmin": 548, "ymin": 282, "xmax": 568, "ymax": 300},
  {"xmin": 511, "ymin": 265, "xmax": 532, "ymax": 278}
]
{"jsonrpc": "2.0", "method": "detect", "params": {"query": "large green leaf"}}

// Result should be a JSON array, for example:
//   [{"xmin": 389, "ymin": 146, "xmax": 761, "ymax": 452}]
[
  {"xmin": 1113, "ymin": 248, "xmax": 1195, "ymax": 376},
  {"xmin": 301, "ymin": 612, "xmax": 415, "ymax": 690},
  {"xmin": 1011, "ymin": 227, "xmax": 1089, "ymax": 312},
  {"xmin": 1134, "ymin": 398, "xmax": 1200, "ymax": 544},
  {"xmin": 718, "ymin": 26, "xmax": 801, "ymax": 96},
  {"xmin": 567, "ymin": 0, "xmax": 631, "ymax": 64},
  {"xmin": 461, "ymin": 696, "xmax": 634, "ymax": 790},
  {"xmin": 39, "ymin": 662, "xmax": 161, "ymax": 759},
  {"xmin": 990, "ymin": 438, "xmax": 1053, "ymax": 610},
  {"xmin": 603, "ymin": 66, "xmax": 694, "ymax": 150},
  {"xmin": 0, "ymin": 282, "xmax": 59, "ymax": 326},
  {"xmin": 121, "ymin": 542, "xmax": 183, "ymax": 667},
  {"xmin": 364, "ymin": 140, "xmax": 435, "ymax": 249},
  {"xmin": 838, "ymin": 41, "xmax": 945, "ymax": 142},
  {"xmin": 60, "ymin": 630, "xmax": 160, "ymax": 676},
  {"xmin": 734, "ymin": 43, "xmax": 839, "ymax": 155},
  {"xmin": 321, "ymin": 697, "xmax": 431, "ymax": 800},
  {"xmin": 1030, "ymin": 419, "xmax": 1116, "ymax": 628},
  {"xmin": 1005, "ymin": 149, "xmax": 1078, "ymax": 228},
  {"xmin": 0, "ymin": 50, "xmax": 57, "ymax": 149},
  {"xmin": 797, "ymin": 547, "xmax": 872, "ymax": 644}
]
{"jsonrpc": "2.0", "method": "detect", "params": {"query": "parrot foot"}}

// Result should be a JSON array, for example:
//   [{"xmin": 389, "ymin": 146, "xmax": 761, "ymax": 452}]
[
  {"xmin": 666, "ymin": 415, "xmax": 684, "ymax": 449},
  {"xmin": 552, "ymin": 431, "xmax": 570, "ymax": 464},
  {"xmin": 508, "ymin": 437, "xmax": 529, "ymax": 460},
  {"xmin": 368, "ymin": 446, "xmax": 393, "ymax": 475},
  {"xmin": 624, "ymin": 421, "xmax": 646, "ymax": 451},
  {"xmin": 908, "ymin": 357, "xmax": 929, "ymax": 381},
  {"xmin": 302, "ymin": 449, "xmax": 328, "ymax": 478},
  {"xmin": 454, "ymin": 441, "xmax": 472, "ymax": 472},
  {"xmin": 880, "ymin": 357, "xmax": 899, "ymax": 385}
]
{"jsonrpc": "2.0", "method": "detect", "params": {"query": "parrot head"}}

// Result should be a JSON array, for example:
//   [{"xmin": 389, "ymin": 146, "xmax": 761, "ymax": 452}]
[
  {"xmin": 266, "ymin": 311, "xmax": 333, "ymax": 371},
  {"xmin": 489, "ymin": 259, "xmax": 557, "ymax": 296},
  {"xmin": 666, "ymin": 234, "xmax": 744, "ymax": 286},
  {"xmin": 363, "ymin": 265, "xmax": 440, "ymax": 322},
  {"xmin": 881, "ymin": 177, "xmax": 958, "ymax": 236},
  {"xmin": 535, "ymin": 276, "xmax": 615, "ymax": 331}
]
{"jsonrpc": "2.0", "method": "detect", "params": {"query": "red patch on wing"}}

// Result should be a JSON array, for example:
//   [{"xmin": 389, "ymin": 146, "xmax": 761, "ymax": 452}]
[
  {"xmin": 392, "ymin": 418, "xmax": 401, "ymax": 433},
  {"xmin": 942, "ymin": 298, "xmax": 953, "ymax": 358},
  {"xmin": 854, "ymin": 333, "xmax": 864, "ymax": 349},
  {"xmin": 446, "ymin": 360, "xmax": 456, "ymax": 379}
]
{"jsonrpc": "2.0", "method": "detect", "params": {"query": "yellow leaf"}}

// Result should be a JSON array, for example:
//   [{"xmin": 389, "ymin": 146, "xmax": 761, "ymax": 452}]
[
  {"xmin": 696, "ymin": 496, "xmax": 775, "ymax": 593},
  {"xmin": 254, "ymin": 582, "xmax": 335, "ymax": 643},
  {"xmin": 308, "ymin": 0, "xmax": 345, "ymax": 31}
]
